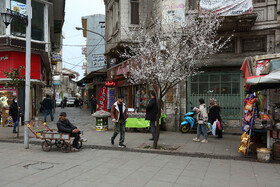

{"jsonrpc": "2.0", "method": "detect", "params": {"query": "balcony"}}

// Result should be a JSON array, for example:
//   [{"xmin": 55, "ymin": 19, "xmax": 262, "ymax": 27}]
[{"xmin": 219, "ymin": 13, "xmax": 258, "ymax": 33}]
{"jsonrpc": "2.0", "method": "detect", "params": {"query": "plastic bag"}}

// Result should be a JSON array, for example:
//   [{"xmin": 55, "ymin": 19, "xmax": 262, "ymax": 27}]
[
  {"xmin": 216, "ymin": 120, "xmax": 221, "ymax": 130},
  {"xmin": 212, "ymin": 121, "xmax": 217, "ymax": 136}
]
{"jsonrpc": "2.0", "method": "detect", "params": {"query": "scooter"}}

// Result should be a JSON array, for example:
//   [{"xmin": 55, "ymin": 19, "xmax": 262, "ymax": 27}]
[
  {"xmin": 180, "ymin": 106, "xmax": 212, "ymax": 134},
  {"xmin": 180, "ymin": 108, "xmax": 197, "ymax": 133}
]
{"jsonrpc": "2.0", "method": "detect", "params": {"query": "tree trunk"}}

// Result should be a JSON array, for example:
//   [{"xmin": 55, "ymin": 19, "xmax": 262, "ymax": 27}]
[{"xmin": 153, "ymin": 97, "xmax": 163, "ymax": 149}]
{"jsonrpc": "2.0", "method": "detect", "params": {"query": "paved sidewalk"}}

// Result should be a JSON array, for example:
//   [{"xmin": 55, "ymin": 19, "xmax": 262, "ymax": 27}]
[
  {"xmin": 0, "ymin": 107, "xmax": 244, "ymax": 160},
  {"xmin": 0, "ymin": 142, "xmax": 280, "ymax": 187}
]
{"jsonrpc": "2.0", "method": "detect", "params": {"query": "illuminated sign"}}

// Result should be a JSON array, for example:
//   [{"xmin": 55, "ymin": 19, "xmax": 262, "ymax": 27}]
[{"xmin": 105, "ymin": 81, "xmax": 115, "ymax": 86}]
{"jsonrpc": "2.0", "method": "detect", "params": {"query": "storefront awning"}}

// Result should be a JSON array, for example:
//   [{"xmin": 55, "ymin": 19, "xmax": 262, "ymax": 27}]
[
  {"xmin": 242, "ymin": 56, "xmax": 280, "ymax": 93},
  {"xmin": 77, "ymin": 68, "xmax": 107, "ymax": 86}
]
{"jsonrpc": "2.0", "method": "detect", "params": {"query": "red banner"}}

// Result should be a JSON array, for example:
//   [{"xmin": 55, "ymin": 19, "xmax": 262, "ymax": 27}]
[{"xmin": 99, "ymin": 86, "xmax": 107, "ymax": 111}]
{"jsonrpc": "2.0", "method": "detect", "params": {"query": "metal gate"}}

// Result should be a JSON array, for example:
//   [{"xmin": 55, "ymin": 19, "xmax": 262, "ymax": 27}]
[{"xmin": 187, "ymin": 72, "xmax": 244, "ymax": 120}]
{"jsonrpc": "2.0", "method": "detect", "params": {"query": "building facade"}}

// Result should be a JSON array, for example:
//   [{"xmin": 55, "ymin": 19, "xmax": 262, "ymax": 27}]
[
  {"xmin": 104, "ymin": 0, "xmax": 280, "ymax": 131},
  {"xmin": 77, "ymin": 14, "xmax": 106, "ymax": 108},
  {"xmin": 0, "ymin": 0, "xmax": 65, "ymax": 117}
]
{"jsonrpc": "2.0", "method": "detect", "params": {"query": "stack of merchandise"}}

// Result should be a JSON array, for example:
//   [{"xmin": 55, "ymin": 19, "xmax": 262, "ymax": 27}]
[
  {"xmin": 238, "ymin": 94, "xmax": 257, "ymax": 155},
  {"xmin": 92, "ymin": 110, "xmax": 111, "ymax": 117}
]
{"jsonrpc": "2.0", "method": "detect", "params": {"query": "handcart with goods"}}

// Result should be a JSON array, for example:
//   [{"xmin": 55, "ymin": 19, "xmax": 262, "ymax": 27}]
[{"xmin": 25, "ymin": 120, "xmax": 83, "ymax": 153}]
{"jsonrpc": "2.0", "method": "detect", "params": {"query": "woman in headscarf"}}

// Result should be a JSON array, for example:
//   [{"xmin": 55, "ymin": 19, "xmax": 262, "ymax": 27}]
[{"xmin": 208, "ymin": 98, "xmax": 222, "ymax": 139}]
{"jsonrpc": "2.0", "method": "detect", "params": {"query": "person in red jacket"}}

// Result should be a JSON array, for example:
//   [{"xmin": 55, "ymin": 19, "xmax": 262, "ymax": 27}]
[{"xmin": 110, "ymin": 95, "xmax": 128, "ymax": 148}]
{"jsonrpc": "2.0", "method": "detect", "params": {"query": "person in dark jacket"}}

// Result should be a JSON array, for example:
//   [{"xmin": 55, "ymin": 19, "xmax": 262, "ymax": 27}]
[
  {"xmin": 9, "ymin": 98, "xmax": 20, "ymax": 133},
  {"xmin": 56, "ymin": 112, "xmax": 85, "ymax": 151},
  {"xmin": 208, "ymin": 98, "xmax": 222, "ymax": 139},
  {"xmin": 145, "ymin": 92, "xmax": 158, "ymax": 141},
  {"xmin": 90, "ymin": 94, "xmax": 98, "ymax": 114},
  {"xmin": 74, "ymin": 97, "xmax": 80, "ymax": 108},
  {"xmin": 42, "ymin": 95, "xmax": 54, "ymax": 122}
]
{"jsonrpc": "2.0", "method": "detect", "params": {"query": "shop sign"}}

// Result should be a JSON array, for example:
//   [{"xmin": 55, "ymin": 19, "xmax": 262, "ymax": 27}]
[
  {"xmin": 98, "ymin": 86, "xmax": 107, "ymax": 111},
  {"xmin": 116, "ymin": 65, "xmax": 129, "ymax": 76},
  {"xmin": 0, "ymin": 85, "xmax": 15, "ymax": 91},
  {"xmin": 107, "ymin": 87, "xmax": 115, "ymax": 109},
  {"xmin": 82, "ymin": 47, "xmax": 87, "ymax": 55},
  {"xmin": 92, "ymin": 55, "xmax": 105, "ymax": 68},
  {"xmin": 200, "ymin": 0, "xmax": 253, "ymax": 16},
  {"xmin": 52, "ymin": 53, "xmax": 62, "ymax": 62},
  {"xmin": 162, "ymin": 0, "xmax": 185, "ymax": 22},
  {"xmin": 105, "ymin": 81, "xmax": 115, "ymax": 86},
  {"xmin": 11, "ymin": 0, "xmax": 27, "ymax": 15},
  {"xmin": 53, "ymin": 80, "xmax": 61, "ymax": 86},
  {"xmin": 0, "ymin": 55, "xmax": 8, "ymax": 61}
]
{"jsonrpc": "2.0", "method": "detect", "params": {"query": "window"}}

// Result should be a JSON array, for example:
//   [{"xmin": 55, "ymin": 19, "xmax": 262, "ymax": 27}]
[
  {"xmin": 190, "ymin": 73, "xmax": 240, "ymax": 95},
  {"xmin": 254, "ymin": 0, "xmax": 265, "ymax": 3},
  {"xmin": 242, "ymin": 37, "xmax": 266, "ymax": 52},
  {"xmin": 130, "ymin": 0, "xmax": 139, "ymax": 25},
  {"xmin": 10, "ymin": 0, "xmax": 45, "ymax": 41},
  {"xmin": 189, "ymin": 0, "xmax": 197, "ymax": 10}
]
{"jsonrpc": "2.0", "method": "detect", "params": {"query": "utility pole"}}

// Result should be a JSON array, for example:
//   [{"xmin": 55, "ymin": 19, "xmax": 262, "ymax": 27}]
[{"xmin": 24, "ymin": 0, "xmax": 31, "ymax": 149}]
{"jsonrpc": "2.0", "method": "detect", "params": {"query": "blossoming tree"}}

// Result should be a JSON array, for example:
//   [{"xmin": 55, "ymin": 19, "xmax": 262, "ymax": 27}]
[{"xmin": 121, "ymin": 13, "xmax": 228, "ymax": 149}]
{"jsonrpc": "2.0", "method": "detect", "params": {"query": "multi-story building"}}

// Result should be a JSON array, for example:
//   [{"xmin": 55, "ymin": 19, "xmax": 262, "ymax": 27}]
[
  {"xmin": 77, "ymin": 14, "xmax": 107, "ymax": 108},
  {"xmin": 104, "ymin": 0, "xmax": 280, "ymax": 131},
  {"xmin": 0, "ymin": 0, "xmax": 65, "ymax": 117}
]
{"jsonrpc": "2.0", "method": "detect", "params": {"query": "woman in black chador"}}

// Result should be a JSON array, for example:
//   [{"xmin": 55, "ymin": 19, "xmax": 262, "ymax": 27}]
[{"xmin": 208, "ymin": 98, "xmax": 222, "ymax": 139}]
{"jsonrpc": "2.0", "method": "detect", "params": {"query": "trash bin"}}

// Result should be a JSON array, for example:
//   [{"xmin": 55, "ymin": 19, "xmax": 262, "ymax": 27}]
[{"xmin": 96, "ymin": 117, "xmax": 108, "ymax": 131}]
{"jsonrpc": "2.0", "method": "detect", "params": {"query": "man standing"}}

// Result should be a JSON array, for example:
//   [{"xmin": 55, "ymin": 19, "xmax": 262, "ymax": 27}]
[
  {"xmin": 42, "ymin": 94, "xmax": 54, "ymax": 122},
  {"xmin": 90, "ymin": 94, "xmax": 97, "ymax": 114},
  {"xmin": 110, "ymin": 95, "xmax": 128, "ymax": 148},
  {"xmin": 145, "ymin": 92, "xmax": 158, "ymax": 140}
]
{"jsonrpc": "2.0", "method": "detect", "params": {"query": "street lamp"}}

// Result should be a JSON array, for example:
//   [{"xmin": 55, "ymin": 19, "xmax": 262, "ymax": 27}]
[
  {"xmin": 75, "ymin": 27, "xmax": 105, "ymax": 40},
  {"xmin": 1, "ymin": 2, "xmax": 31, "ymax": 149}
]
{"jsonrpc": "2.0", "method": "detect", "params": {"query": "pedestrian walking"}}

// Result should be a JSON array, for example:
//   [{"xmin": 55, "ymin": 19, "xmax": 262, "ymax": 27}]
[
  {"xmin": 79, "ymin": 98, "xmax": 83, "ymax": 109},
  {"xmin": 193, "ymin": 98, "xmax": 209, "ymax": 143},
  {"xmin": 42, "ymin": 94, "xmax": 54, "ymax": 122},
  {"xmin": 9, "ymin": 98, "xmax": 20, "ymax": 133},
  {"xmin": 74, "ymin": 97, "xmax": 80, "ymax": 108},
  {"xmin": 145, "ymin": 92, "xmax": 158, "ymax": 141},
  {"xmin": 208, "ymin": 98, "xmax": 222, "ymax": 139},
  {"xmin": 110, "ymin": 95, "xmax": 128, "ymax": 148},
  {"xmin": 90, "ymin": 94, "xmax": 98, "ymax": 114}
]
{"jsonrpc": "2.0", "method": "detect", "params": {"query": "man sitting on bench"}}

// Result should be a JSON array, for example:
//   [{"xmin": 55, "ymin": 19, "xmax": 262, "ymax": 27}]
[{"xmin": 57, "ymin": 112, "xmax": 86, "ymax": 152}]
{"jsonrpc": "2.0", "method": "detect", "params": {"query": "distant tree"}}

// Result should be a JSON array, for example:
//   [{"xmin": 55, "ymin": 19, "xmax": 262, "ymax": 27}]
[{"xmin": 121, "ymin": 13, "xmax": 229, "ymax": 149}]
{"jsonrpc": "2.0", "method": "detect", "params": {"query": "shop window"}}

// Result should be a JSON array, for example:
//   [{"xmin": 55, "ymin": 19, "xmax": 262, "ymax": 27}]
[
  {"xmin": 133, "ymin": 84, "xmax": 153, "ymax": 112},
  {"xmin": 130, "ymin": 0, "xmax": 139, "ymax": 25},
  {"xmin": 10, "ymin": 0, "xmax": 45, "ymax": 41}
]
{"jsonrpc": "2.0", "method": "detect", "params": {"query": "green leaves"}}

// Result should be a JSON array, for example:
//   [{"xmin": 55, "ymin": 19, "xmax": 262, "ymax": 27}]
[{"xmin": 4, "ymin": 66, "xmax": 25, "ymax": 88}]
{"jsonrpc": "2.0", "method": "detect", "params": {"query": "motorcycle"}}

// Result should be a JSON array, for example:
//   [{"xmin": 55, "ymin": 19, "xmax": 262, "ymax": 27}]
[{"xmin": 180, "ymin": 107, "xmax": 212, "ymax": 134}]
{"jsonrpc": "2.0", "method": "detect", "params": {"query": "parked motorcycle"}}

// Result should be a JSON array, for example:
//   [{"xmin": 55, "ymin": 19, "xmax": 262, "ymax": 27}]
[
  {"xmin": 180, "ymin": 108, "xmax": 197, "ymax": 133},
  {"xmin": 180, "ymin": 107, "xmax": 212, "ymax": 134}
]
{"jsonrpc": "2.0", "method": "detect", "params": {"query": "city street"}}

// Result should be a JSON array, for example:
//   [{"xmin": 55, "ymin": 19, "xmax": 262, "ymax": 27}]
[
  {"xmin": 0, "ymin": 142, "xmax": 280, "ymax": 187},
  {"xmin": 1, "ymin": 107, "xmax": 243, "ymax": 159}
]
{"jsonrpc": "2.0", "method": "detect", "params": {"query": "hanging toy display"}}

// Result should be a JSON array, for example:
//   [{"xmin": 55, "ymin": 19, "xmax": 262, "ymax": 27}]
[{"xmin": 0, "ymin": 96, "xmax": 9, "ymax": 107}]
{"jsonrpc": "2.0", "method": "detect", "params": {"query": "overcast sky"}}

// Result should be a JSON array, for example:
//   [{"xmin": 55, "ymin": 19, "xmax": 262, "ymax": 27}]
[{"xmin": 62, "ymin": 0, "xmax": 105, "ymax": 79}]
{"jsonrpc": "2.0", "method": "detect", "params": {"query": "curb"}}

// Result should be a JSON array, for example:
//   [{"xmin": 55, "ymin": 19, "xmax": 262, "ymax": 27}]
[{"xmin": 0, "ymin": 138, "xmax": 257, "ymax": 162}]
